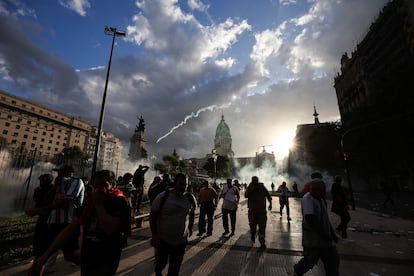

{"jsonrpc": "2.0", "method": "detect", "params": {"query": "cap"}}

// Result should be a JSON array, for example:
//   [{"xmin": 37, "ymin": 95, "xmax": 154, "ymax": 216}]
[{"xmin": 53, "ymin": 164, "xmax": 74, "ymax": 173}]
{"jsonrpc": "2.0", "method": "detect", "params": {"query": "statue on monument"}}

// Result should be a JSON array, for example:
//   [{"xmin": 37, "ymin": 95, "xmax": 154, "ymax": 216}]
[{"xmin": 136, "ymin": 115, "xmax": 145, "ymax": 132}]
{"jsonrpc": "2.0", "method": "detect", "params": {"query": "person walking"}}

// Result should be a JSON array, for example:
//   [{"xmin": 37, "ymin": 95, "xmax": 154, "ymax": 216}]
[
  {"xmin": 148, "ymin": 176, "xmax": 164, "ymax": 204},
  {"xmin": 149, "ymin": 173, "xmax": 196, "ymax": 276},
  {"xmin": 29, "ymin": 170, "xmax": 131, "ymax": 276},
  {"xmin": 331, "ymin": 175, "xmax": 351, "ymax": 239},
  {"xmin": 277, "ymin": 181, "xmax": 291, "ymax": 221},
  {"xmin": 197, "ymin": 180, "xmax": 218, "ymax": 237},
  {"xmin": 219, "ymin": 178, "xmax": 240, "ymax": 236},
  {"xmin": 294, "ymin": 179, "xmax": 339, "ymax": 276},
  {"xmin": 244, "ymin": 176, "xmax": 272, "ymax": 248},
  {"xmin": 26, "ymin": 174, "xmax": 55, "ymax": 260}
]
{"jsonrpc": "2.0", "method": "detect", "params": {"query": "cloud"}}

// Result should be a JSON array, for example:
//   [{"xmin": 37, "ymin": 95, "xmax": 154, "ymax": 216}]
[
  {"xmin": 0, "ymin": 0, "xmax": 389, "ymax": 163},
  {"xmin": 58, "ymin": 0, "xmax": 91, "ymax": 16}
]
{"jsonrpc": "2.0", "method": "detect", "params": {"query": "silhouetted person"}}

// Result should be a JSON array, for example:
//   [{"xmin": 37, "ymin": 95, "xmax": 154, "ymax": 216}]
[
  {"xmin": 331, "ymin": 175, "xmax": 350, "ymax": 239},
  {"xmin": 294, "ymin": 179, "xmax": 339, "ymax": 275},
  {"xmin": 381, "ymin": 180, "xmax": 395, "ymax": 208},
  {"xmin": 132, "ymin": 164, "xmax": 149, "ymax": 213},
  {"xmin": 245, "ymin": 176, "xmax": 272, "ymax": 248}
]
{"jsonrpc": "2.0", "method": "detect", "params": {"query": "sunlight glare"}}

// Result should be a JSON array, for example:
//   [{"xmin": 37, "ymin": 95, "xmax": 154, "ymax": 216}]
[{"xmin": 274, "ymin": 131, "xmax": 295, "ymax": 159}]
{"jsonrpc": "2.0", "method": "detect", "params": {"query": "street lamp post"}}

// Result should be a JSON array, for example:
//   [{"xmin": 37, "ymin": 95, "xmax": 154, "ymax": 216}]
[
  {"xmin": 212, "ymin": 149, "xmax": 218, "ymax": 181},
  {"xmin": 91, "ymin": 26, "xmax": 126, "ymax": 180}
]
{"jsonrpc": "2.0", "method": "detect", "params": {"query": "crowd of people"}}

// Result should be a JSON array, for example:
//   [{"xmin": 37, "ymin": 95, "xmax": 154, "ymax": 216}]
[{"xmin": 26, "ymin": 164, "xmax": 350, "ymax": 276}]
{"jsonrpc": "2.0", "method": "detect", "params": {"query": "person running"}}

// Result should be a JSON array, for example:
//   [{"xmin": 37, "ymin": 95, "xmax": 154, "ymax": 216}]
[
  {"xmin": 294, "ymin": 179, "xmax": 339, "ymax": 276},
  {"xmin": 331, "ymin": 175, "xmax": 351, "ymax": 239},
  {"xmin": 277, "ymin": 181, "xmax": 291, "ymax": 221},
  {"xmin": 29, "ymin": 170, "xmax": 131, "ymax": 275},
  {"xmin": 219, "ymin": 178, "xmax": 240, "ymax": 236},
  {"xmin": 197, "ymin": 180, "xmax": 218, "ymax": 237},
  {"xmin": 149, "ymin": 173, "xmax": 196, "ymax": 276},
  {"xmin": 244, "ymin": 176, "xmax": 272, "ymax": 248}
]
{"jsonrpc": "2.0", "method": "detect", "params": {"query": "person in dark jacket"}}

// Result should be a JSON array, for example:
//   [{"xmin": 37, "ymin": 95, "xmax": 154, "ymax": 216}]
[
  {"xmin": 330, "ymin": 175, "xmax": 351, "ymax": 239},
  {"xmin": 244, "ymin": 176, "xmax": 272, "ymax": 248}
]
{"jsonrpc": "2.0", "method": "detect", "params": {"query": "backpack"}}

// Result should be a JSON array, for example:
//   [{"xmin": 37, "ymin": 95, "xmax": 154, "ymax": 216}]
[
  {"xmin": 148, "ymin": 182, "xmax": 167, "ymax": 204},
  {"xmin": 158, "ymin": 189, "xmax": 196, "ymax": 211}
]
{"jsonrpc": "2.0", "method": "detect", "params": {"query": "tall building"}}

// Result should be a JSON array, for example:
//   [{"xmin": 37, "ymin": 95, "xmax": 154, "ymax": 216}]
[
  {"xmin": 0, "ymin": 89, "xmax": 90, "ymax": 160},
  {"xmin": 0, "ymin": 89, "xmax": 123, "ymax": 171},
  {"xmin": 128, "ymin": 115, "xmax": 147, "ymax": 161},
  {"xmin": 289, "ymin": 106, "xmax": 331, "ymax": 167},
  {"xmin": 334, "ymin": 0, "xmax": 414, "ymax": 190},
  {"xmin": 213, "ymin": 114, "xmax": 234, "ymax": 159}
]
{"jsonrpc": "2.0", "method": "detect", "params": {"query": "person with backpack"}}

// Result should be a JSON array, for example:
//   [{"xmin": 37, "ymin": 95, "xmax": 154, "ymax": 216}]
[
  {"xmin": 147, "ymin": 175, "xmax": 163, "ymax": 204},
  {"xmin": 29, "ymin": 170, "xmax": 131, "ymax": 276},
  {"xmin": 149, "ymin": 173, "xmax": 196, "ymax": 276}
]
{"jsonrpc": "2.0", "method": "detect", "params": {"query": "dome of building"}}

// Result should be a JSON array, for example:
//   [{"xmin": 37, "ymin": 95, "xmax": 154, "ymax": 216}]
[{"xmin": 215, "ymin": 114, "xmax": 231, "ymax": 138}]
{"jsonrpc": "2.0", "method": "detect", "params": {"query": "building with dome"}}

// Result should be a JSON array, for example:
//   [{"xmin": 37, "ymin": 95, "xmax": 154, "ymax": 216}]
[{"xmin": 213, "ymin": 114, "xmax": 234, "ymax": 159}]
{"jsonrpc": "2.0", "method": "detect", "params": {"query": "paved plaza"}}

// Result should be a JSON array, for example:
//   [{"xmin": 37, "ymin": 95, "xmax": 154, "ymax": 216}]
[{"xmin": 2, "ymin": 195, "xmax": 414, "ymax": 276}]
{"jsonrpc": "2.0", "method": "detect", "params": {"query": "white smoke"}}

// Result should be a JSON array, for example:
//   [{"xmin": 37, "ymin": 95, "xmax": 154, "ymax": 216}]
[{"xmin": 156, "ymin": 103, "xmax": 231, "ymax": 143}]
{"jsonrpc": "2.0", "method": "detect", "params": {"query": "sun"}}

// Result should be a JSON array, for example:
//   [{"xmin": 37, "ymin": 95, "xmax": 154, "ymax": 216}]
[{"xmin": 274, "ymin": 131, "xmax": 295, "ymax": 159}]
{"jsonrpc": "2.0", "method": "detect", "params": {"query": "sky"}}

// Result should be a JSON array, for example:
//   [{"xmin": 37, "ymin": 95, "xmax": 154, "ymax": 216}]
[{"xmin": 0, "ymin": 0, "xmax": 389, "ymax": 162}]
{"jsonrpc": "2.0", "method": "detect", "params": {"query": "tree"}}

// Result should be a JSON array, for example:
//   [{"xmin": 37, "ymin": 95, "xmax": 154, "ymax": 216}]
[
  {"xmin": 203, "ymin": 155, "xmax": 231, "ymax": 179},
  {"xmin": 55, "ymin": 146, "xmax": 88, "ymax": 166},
  {"xmin": 154, "ymin": 151, "xmax": 187, "ymax": 175}
]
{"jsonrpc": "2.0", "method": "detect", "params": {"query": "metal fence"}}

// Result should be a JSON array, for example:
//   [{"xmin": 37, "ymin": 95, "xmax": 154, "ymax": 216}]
[{"xmin": 0, "ymin": 149, "xmax": 91, "ymax": 217}]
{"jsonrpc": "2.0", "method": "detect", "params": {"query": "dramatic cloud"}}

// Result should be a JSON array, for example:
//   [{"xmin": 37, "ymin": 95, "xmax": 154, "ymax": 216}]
[{"xmin": 0, "ymin": 0, "xmax": 388, "ymax": 162}]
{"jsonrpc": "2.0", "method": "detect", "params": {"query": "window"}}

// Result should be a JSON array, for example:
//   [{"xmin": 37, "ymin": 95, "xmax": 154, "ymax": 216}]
[
  {"xmin": 5, "ymin": 122, "xmax": 10, "ymax": 127},
  {"xmin": 33, "ymin": 137, "xmax": 37, "ymax": 140},
  {"xmin": 2, "ymin": 130, "xmax": 7, "ymax": 134},
  {"xmin": 41, "ymin": 138, "xmax": 45, "ymax": 142},
  {"xmin": 31, "ymin": 143, "xmax": 35, "ymax": 148},
  {"xmin": 15, "ymin": 125, "xmax": 21, "ymax": 129},
  {"xmin": 43, "ymin": 131, "xmax": 46, "ymax": 135},
  {"xmin": 40, "ymin": 145, "xmax": 44, "ymax": 149},
  {"xmin": 23, "ymin": 134, "xmax": 28, "ymax": 139},
  {"xmin": 56, "ymin": 141, "xmax": 60, "ymax": 145},
  {"xmin": 21, "ymin": 141, "xmax": 26, "ymax": 146},
  {"xmin": 13, "ymin": 132, "xmax": 18, "ymax": 137},
  {"xmin": 47, "ymin": 146, "xmax": 51, "ymax": 150},
  {"xmin": 50, "ymin": 133, "xmax": 54, "ymax": 137}
]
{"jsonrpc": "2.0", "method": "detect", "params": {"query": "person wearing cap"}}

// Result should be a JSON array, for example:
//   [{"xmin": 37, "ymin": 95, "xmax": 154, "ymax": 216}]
[
  {"xmin": 330, "ymin": 175, "xmax": 351, "ymax": 239},
  {"xmin": 219, "ymin": 178, "xmax": 240, "ymax": 236},
  {"xmin": 294, "ymin": 179, "xmax": 339, "ymax": 275},
  {"xmin": 49, "ymin": 165, "xmax": 85, "ymax": 265},
  {"xmin": 30, "ymin": 170, "xmax": 131, "ymax": 275}
]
